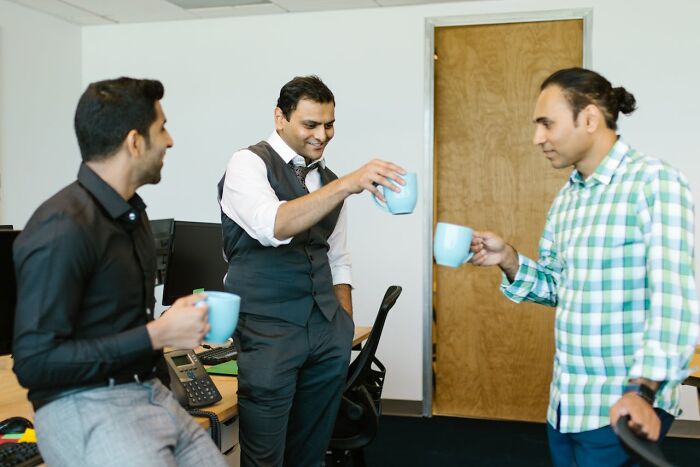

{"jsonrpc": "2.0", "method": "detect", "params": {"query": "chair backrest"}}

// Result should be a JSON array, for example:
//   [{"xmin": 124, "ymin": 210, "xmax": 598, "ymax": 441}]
[
  {"xmin": 615, "ymin": 415, "xmax": 675, "ymax": 467},
  {"xmin": 330, "ymin": 285, "xmax": 402, "ymax": 451},
  {"xmin": 344, "ymin": 285, "xmax": 402, "ymax": 392}
]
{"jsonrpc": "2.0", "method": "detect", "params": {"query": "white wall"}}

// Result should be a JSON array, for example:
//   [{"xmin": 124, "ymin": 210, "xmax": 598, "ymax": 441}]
[
  {"xmin": 2, "ymin": 0, "xmax": 696, "ymax": 404},
  {"xmin": 0, "ymin": 0, "xmax": 81, "ymax": 227}
]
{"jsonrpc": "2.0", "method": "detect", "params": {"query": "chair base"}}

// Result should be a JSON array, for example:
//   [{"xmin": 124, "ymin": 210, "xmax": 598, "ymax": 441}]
[{"xmin": 326, "ymin": 448, "xmax": 366, "ymax": 467}]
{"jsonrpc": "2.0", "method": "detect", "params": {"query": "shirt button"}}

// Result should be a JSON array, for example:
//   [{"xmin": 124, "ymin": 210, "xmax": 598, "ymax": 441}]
[
  {"xmin": 309, "ymin": 255, "xmax": 314, "ymax": 261},
  {"xmin": 146, "ymin": 308, "xmax": 152, "ymax": 315},
  {"xmin": 128, "ymin": 212, "xmax": 137, "ymax": 221}
]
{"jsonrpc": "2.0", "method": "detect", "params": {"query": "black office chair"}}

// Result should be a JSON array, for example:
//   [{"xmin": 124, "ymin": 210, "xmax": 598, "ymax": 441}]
[
  {"xmin": 615, "ymin": 415, "xmax": 676, "ymax": 467},
  {"xmin": 327, "ymin": 285, "xmax": 402, "ymax": 467}
]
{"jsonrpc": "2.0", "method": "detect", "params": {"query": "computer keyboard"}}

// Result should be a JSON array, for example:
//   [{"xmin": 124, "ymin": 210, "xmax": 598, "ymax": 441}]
[
  {"xmin": 0, "ymin": 442, "xmax": 42, "ymax": 467},
  {"xmin": 196, "ymin": 345, "xmax": 237, "ymax": 366}
]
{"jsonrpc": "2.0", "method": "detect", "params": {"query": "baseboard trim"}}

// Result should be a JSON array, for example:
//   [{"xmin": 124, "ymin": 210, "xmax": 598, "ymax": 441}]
[{"xmin": 381, "ymin": 399, "xmax": 423, "ymax": 417}]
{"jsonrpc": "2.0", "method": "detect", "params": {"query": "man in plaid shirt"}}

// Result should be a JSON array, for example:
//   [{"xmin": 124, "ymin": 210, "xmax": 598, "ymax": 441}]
[{"xmin": 470, "ymin": 68, "xmax": 699, "ymax": 466}]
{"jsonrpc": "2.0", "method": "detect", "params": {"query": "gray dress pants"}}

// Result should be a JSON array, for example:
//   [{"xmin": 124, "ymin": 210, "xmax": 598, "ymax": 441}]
[
  {"xmin": 33, "ymin": 378, "xmax": 226, "ymax": 467},
  {"xmin": 234, "ymin": 306, "xmax": 354, "ymax": 467}
]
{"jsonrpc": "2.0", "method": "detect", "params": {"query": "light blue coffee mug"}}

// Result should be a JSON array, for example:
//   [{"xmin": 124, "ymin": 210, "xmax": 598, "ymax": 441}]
[
  {"xmin": 372, "ymin": 172, "xmax": 418, "ymax": 215},
  {"xmin": 200, "ymin": 291, "xmax": 240, "ymax": 344},
  {"xmin": 434, "ymin": 222, "xmax": 474, "ymax": 268}
]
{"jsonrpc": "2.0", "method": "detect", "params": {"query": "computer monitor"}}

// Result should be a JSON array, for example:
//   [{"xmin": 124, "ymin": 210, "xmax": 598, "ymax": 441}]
[
  {"xmin": 161, "ymin": 221, "xmax": 228, "ymax": 306},
  {"xmin": 150, "ymin": 218, "xmax": 174, "ymax": 287},
  {"xmin": 0, "ymin": 230, "xmax": 20, "ymax": 356}
]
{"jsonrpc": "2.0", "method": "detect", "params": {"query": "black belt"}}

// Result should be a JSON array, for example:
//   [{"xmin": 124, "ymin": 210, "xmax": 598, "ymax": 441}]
[{"xmin": 32, "ymin": 371, "xmax": 155, "ymax": 412}]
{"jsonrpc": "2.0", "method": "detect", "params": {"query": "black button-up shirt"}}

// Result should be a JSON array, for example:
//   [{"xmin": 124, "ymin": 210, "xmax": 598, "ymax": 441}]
[{"xmin": 12, "ymin": 164, "xmax": 159, "ymax": 402}]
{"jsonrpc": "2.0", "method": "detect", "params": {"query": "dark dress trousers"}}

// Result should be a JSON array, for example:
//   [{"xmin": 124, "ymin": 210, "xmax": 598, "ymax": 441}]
[{"xmin": 218, "ymin": 141, "xmax": 354, "ymax": 466}]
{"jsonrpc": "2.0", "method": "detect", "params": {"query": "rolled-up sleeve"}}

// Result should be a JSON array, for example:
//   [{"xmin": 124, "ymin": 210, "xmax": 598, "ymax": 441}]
[
  {"xmin": 220, "ymin": 149, "xmax": 292, "ymax": 247},
  {"xmin": 327, "ymin": 202, "xmax": 352, "ymax": 286},
  {"xmin": 501, "ymin": 217, "xmax": 560, "ymax": 307}
]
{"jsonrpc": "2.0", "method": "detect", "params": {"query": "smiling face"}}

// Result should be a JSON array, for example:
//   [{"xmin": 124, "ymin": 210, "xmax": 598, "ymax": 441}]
[
  {"xmin": 275, "ymin": 98, "xmax": 335, "ymax": 163},
  {"xmin": 532, "ymin": 85, "xmax": 594, "ymax": 172},
  {"xmin": 136, "ymin": 101, "xmax": 173, "ymax": 185}
]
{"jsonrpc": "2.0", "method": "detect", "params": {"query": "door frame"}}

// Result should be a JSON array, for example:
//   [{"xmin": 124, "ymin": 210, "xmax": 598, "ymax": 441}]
[{"xmin": 422, "ymin": 8, "xmax": 593, "ymax": 417}]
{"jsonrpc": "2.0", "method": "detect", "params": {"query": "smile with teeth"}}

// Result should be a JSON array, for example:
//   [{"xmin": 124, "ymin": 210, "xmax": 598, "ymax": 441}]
[{"xmin": 307, "ymin": 140, "xmax": 324, "ymax": 149}]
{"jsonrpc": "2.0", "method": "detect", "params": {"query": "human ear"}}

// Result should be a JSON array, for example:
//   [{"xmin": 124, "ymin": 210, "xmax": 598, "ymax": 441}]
[
  {"xmin": 583, "ymin": 104, "xmax": 601, "ymax": 133},
  {"xmin": 274, "ymin": 107, "xmax": 286, "ymax": 131},
  {"xmin": 125, "ymin": 129, "xmax": 143, "ymax": 157}
]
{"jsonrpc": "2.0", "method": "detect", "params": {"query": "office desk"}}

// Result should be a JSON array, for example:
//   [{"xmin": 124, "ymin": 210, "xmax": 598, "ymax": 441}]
[
  {"xmin": 0, "ymin": 356, "xmax": 31, "ymax": 423},
  {"xmin": 353, "ymin": 326, "xmax": 372, "ymax": 347},
  {"xmin": 683, "ymin": 346, "xmax": 700, "ymax": 387},
  {"xmin": 681, "ymin": 346, "xmax": 700, "ymax": 422},
  {"xmin": 0, "ymin": 326, "xmax": 372, "ymax": 429}
]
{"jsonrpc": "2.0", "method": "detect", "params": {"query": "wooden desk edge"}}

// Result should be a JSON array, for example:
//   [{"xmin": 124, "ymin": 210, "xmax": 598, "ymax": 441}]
[
  {"xmin": 685, "ymin": 349, "xmax": 700, "ymax": 386},
  {"xmin": 353, "ymin": 326, "xmax": 371, "ymax": 347}
]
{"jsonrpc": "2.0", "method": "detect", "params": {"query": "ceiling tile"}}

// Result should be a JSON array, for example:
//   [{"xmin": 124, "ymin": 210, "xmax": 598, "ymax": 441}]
[
  {"xmin": 167, "ymin": 0, "xmax": 271, "ymax": 8},
  {"xmin": 7, "ymin": 0, "xmax": 477, "ymax": 23},
  {"xmin": 65, "ymin": 0, "xmax": 195, "ymax": 21},
  {"xmin": 271, "ymin": 0, "xmax": 379, "ymax": 13},
  {"xmin": 6, "ymin": 0, "xmax": 116, "ymax": 24},
  {"xmin": 376, "ymin": 0, "xmax": 467, "ymax": 5},
  {"xmin": 189, "ymin": 3, "xmax": 286, "ymax": 17}
]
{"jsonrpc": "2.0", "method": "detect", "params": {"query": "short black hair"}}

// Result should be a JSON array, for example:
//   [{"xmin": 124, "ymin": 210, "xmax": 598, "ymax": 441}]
[
  {"xmin": 541, "ymin": 67, "xmax": 636, "ymax": 130},
  {"xmin": 74, "ymin": 77, "xmax": 164, "ymax": 161},
  {"xmin": 276, "ymin": 75, "xmax": 335, "ymax": 120}
]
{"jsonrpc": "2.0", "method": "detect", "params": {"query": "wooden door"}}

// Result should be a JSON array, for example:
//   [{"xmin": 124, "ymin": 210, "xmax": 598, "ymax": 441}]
[{"xmin": 433, "ymin": 20, "xmax": 582, "ymax": 421}]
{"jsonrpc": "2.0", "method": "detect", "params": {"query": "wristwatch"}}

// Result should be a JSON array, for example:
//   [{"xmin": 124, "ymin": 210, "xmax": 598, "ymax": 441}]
[{"xmin": 623, "ymin": 383, "xmax": 656, "ymax": 405}]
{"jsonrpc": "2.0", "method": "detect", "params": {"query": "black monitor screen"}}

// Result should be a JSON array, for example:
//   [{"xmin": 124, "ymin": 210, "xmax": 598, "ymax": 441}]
[
  {"xmin": 161, "ymin": 221, "xmax": 228, "ymax": 306},
  {"xmin": 150, "ymin": 218, "xmax": 174, "ymax": 287},
  {"xmin": 0, "ymin": 230, "xmax": 20, "ymax": 355}
]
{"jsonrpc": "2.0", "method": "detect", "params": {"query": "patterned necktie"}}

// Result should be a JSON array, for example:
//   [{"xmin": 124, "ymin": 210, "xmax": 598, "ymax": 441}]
[{"xmin": 289, "ymin": 160, "xmax": 319, "ymax": 192}]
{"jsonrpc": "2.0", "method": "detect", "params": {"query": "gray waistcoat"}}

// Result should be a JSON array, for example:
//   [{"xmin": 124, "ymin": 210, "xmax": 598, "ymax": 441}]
[{"xmin": 217, "ymin": 141, "xmax": 343, "ymax": 325}]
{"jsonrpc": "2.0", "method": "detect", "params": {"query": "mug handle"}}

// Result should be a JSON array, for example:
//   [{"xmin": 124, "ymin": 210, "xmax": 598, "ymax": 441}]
[
  {"xmin": 462, "ymin": 250, "xmax": 474, "ymax": 265},
  {"xmin": 372, "ymin": 186, "xmax": 390, "ymax": 212}
]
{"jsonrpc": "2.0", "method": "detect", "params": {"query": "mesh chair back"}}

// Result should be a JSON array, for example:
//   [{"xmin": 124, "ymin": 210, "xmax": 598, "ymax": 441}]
[
  {"xmin": 330, "ymin": 285, "xmax": 402, "ymax": 451},
  {"xmin": 344, "ymin": 285, "xmax": 402, "ymax": 392}
]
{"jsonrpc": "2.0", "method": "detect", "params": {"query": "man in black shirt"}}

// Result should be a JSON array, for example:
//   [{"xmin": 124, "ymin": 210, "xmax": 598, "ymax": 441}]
[{"xmin": 12, "ymin": 78, "xmax": 226, "ymax": 466}]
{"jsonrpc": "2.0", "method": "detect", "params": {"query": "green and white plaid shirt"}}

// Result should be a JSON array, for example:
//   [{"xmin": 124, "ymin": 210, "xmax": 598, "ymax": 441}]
[{"xmin": 501, "ymin": 139, "xmax": 699, "ymax": 433}]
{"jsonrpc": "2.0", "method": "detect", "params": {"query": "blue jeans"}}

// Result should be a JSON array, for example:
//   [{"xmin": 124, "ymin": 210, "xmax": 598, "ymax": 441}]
[{"xmin": 547, "ymin": 406, "xmax": 674, "ymax": 467}]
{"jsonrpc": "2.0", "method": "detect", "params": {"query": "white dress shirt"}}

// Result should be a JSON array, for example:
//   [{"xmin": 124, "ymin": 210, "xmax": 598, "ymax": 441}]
[{"xmin": 220, "ymin": 131, "xmax": 352, "ymax": 286}]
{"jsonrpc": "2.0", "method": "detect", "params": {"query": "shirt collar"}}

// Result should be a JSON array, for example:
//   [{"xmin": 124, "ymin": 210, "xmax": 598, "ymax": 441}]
[
  {"xmin": 568, "ymin": 137, "xmax": 629, "ymax": 188},
  {"xmin": 267, "ymin": 130, "xmax": 326, "ymax": 169},
  {"xmin": 77, "ymin": 163, "xmax": 146, "ymax": 222}
]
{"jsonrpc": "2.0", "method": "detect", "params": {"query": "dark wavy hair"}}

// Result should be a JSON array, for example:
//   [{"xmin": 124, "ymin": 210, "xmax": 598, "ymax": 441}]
[
  {"xmin": 74, "ymin": 77, "xmax": 164, "ymax": 161},
  {"xmin": 541, "ymin": 68, "xmax": 636, "ymax": 130},
  {"xmin": 276, "ymin": 75, "xmax": 335, "ymax": 120}
]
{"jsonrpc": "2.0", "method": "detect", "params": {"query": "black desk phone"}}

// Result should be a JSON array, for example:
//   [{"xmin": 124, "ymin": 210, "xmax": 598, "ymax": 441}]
[{"xmin": 164, "ymin": 349, "xmax": 222, "ymax": 408}]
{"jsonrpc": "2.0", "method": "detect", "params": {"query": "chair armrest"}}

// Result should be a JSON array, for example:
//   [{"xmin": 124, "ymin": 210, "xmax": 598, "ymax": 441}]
[{"xmin": 615, "ymin": 415, "xmax": 675, "ymax": 467}]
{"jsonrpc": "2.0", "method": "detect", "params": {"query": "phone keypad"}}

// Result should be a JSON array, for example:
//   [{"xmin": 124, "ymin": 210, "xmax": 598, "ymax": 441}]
[{"xmin": 183, "ymin": 379, "xmax": 219, "ymax": 406}]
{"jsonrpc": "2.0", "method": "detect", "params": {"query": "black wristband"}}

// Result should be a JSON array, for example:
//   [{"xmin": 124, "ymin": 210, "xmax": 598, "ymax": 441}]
[{"xmin": 623, "ymin": 383, "xmax": 656, "ymax": 405}]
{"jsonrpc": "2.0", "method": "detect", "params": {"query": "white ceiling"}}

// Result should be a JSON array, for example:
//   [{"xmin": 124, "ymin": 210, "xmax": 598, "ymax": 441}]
[{"xmin": 7, "ymin": 0, "xmax": 470, "ymax": 25}]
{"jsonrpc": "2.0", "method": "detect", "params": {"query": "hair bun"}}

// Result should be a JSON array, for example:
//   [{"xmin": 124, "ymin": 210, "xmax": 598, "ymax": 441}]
[{"xmin": 613, "ymin": 86, "xmax": 637, "ymax": 115}]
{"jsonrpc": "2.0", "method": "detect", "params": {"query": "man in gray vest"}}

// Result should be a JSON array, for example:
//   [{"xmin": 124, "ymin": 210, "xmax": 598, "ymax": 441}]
[{"xmin": 218, "ymin": 75, "xmax": 405, "ymax": 466}]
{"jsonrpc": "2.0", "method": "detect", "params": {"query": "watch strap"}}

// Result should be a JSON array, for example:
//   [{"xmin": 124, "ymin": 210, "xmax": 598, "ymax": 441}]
[{"xmin": 623, "ymin": 383, "xmax": 656, "ymax": 405}]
